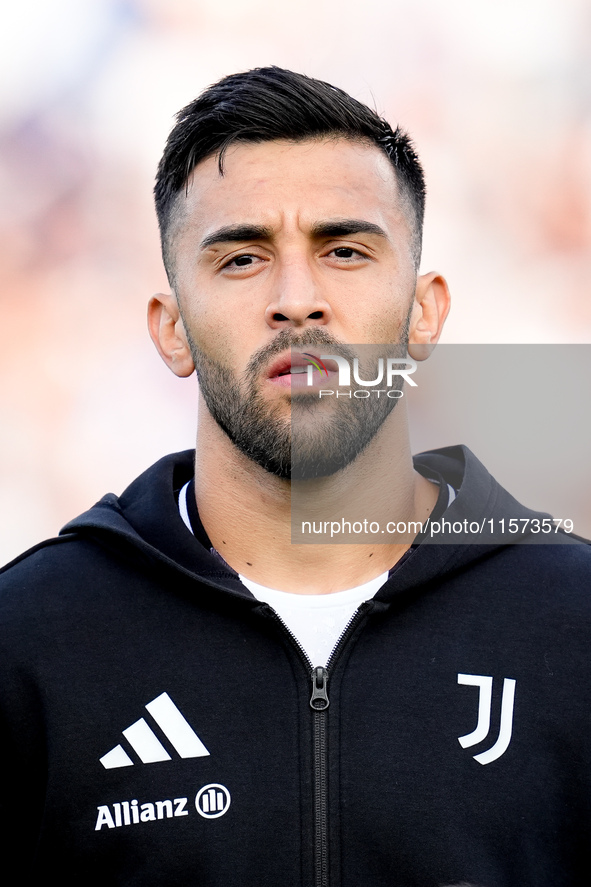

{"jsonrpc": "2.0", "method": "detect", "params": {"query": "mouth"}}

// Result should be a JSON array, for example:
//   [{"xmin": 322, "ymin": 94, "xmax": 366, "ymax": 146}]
[{"xmin": 266, "ymin": 350, "xmax": 338, "ymax": 389}]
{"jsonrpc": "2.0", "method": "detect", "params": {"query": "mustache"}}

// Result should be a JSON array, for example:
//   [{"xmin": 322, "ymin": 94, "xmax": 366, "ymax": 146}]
[{"xmin": 245, "ymin": 329, "xmax": 357, "ymax": 378}]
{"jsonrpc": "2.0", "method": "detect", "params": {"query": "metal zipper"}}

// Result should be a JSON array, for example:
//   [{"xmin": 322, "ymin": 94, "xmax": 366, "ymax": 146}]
[
  {"xmin": 265, "ymin": 602, "xmax": 372, "ymax": 887},
  {"xmin": 310, "ymin": 666, "xmax": 329, "ymax": 887}
]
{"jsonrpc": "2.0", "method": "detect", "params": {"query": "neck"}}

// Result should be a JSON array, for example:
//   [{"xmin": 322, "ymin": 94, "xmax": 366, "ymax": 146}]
[{"xmin": 193, "ymin": 397, "xmax": 438, "ymax": 594}]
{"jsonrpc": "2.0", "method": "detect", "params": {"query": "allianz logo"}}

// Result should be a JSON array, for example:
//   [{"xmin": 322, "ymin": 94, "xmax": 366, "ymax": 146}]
[{"xmin": 95, "ymin": 783, "xmax": 231, "ymax": 831}]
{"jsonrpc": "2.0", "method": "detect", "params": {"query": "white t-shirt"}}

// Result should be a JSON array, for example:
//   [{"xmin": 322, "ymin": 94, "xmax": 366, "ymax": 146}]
[{"xmin": 238, "ymin": 572, "xmax": 389, "ymax": 667}]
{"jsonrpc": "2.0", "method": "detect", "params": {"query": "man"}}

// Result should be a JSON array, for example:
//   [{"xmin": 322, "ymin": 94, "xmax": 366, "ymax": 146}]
[{"xmin": 1, "ymin": 66, "xmax": 590, "ymax": 886}]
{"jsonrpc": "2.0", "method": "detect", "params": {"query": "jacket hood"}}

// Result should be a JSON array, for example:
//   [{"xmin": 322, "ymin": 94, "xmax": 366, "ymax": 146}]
[{"xmin": 59, "ymin": 446, "xmax": 563, "ymax": 603}]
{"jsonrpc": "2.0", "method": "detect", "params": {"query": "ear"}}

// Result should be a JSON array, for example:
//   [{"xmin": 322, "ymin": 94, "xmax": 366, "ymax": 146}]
[
  {"xmin": 147, "ymin": 292, "xmax": 195, "ymax": 378},
  {"xmin": 407, "ymin": 272, "xmax": 451, "ymax": 361}
]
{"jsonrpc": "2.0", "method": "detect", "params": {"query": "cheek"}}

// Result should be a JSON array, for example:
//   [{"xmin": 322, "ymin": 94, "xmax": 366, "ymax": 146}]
[
  {"xmin": 180, "ymin": 288, "xmax": 267, "ymax": 369},
  {"xmin": 361, "ymin": 289, "xmax": 414, "ymax": 341},
  {"xmin": 187, "ymin": 315, "xmax": 230, "ymax": 361},
  {"xmin": 176, "ymin": 272, "xmax": 225, "ymax": 354},
  {"xmin": 181, "ymin": 302, "xmax": 255, "ymax": 376}
]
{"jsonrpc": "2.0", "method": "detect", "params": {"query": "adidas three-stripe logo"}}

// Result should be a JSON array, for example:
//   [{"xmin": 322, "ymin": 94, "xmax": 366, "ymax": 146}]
[{"xmin": 100, "ymin": 692, "xmax": 210, "ymax": 769}]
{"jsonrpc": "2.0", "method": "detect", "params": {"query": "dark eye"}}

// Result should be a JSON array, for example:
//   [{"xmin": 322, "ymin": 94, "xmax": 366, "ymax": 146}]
[
  {"xmin": 222, "ymin": 253, "xmax": 264, "ymax": 271},
  {"xmin": 333, "ymin": 247, "xmax": 356, "ymax": 258}
]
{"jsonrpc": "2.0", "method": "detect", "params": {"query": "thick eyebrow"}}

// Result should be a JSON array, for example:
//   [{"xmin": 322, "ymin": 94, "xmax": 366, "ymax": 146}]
[
  {"xmin": 310, "ymin": 218, "xmax": 388, "ymax": 240},
  {"xmin": 199, "ymin": 218, "xmax": 388, "ymax": 250},
  {"xmin": 200, "ymin": 225, "xmax": 272, "ymax": 250}
]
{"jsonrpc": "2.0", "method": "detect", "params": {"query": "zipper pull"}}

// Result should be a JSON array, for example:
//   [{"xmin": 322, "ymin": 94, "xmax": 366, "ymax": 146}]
[{"xmin": 310, "ymin": 666, "xmax": 329, "ymax": 710}]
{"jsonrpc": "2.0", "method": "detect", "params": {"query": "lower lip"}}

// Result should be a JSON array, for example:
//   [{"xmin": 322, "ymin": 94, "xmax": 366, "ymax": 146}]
[{"xmin": 268, "ymin": 369, "xmax": 336, "ymax": 389}]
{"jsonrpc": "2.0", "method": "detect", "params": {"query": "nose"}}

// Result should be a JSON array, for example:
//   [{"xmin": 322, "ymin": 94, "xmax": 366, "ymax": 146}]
[{"xmin": 264, "ymin": 256, "xmax": 332, "ymax": 329}]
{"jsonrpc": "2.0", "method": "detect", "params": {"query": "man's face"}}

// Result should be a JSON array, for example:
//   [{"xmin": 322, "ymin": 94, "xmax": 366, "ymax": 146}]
[{"xmin": 168, "ymin": 137, "xmax": 419, "ymax": 478}]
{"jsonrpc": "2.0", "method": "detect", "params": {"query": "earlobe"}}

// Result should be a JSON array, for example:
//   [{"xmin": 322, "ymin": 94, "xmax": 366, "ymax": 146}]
[
  {"xmin": 407, "ymin": 272, "xmax": 451, "ymax": 361},
  {"xmin": 147, "ymin": 293, "xmax": 195, "ymax": 378}
]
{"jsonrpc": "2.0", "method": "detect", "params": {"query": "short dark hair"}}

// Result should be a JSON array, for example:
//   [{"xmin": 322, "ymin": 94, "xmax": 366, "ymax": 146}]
[{"xmin": 154, "ymin": 66, "xmax": 426, "ymax": 278}]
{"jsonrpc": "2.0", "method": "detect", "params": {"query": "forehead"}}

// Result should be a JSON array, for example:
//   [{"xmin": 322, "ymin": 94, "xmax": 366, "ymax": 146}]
[{"xmin": 170, "ymin": 137, "xmax": 407, "ymax": 245}]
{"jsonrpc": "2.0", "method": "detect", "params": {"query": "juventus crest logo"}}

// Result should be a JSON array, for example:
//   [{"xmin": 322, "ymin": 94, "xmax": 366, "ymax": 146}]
[{"xmin": 457, "ymin": 673, "xmax": 516, "ymax": 765}]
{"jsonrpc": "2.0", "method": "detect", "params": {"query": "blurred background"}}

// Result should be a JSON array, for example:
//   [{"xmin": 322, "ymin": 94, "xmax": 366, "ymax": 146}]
[{"xmin": 1, "ymin": 0, "xmax": 591, "ymax": 563}]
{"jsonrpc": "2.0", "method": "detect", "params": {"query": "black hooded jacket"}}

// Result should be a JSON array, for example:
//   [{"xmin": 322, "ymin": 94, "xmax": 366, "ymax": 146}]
[{"xmin": 1, "ymin": 446, "xmax": 590, "ymax": 887}]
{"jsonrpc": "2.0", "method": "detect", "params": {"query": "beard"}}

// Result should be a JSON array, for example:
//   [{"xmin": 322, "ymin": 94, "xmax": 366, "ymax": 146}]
[{"xmin": 187, "ymin": 327, "xmax": 409, "ymax": 481}]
